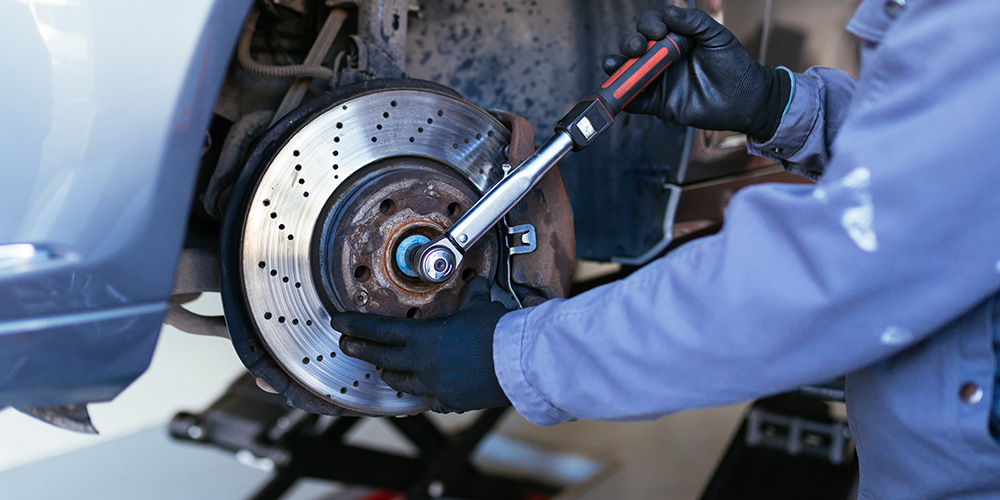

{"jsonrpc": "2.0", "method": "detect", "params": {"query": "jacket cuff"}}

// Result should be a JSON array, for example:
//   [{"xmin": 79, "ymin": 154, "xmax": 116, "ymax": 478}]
[
  {"xmin": 747, "ymin": 69, "xmax": 823, "ymax": 178},
  {"xmin": 493, "ymin": 306, "xmax": 576, "ymax": 426}
]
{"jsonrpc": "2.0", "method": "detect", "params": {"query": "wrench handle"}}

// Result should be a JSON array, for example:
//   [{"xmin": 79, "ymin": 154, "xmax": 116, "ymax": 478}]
[{"xmin": 556, "ymin": 33, "xmax": 692, "ymax": 151}]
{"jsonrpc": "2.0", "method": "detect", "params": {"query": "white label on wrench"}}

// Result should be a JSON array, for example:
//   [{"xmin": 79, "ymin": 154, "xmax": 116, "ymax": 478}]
[{"xmin": 577, "ymin": 116, "xmax": 596, "ymax": 140}]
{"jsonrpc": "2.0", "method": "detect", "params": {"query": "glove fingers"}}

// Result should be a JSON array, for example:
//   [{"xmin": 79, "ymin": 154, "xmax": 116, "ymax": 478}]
[
  {"xmin": 636, "ymin": 10, "xmax": 668, "ymax": 41},
  {"xmin": 422, "ymin": 396, "xmax": 453, "ymax": 414},
  {"xmin": 659, "ymin": 6, "xmax": 732, "ymax": 47},
  {"xmin": 330, "ymin": 311, "xmax": 410, "ymax": 345},
  {"xmin": 619, "ymin": 32, "xmax": 647, "ymax": 59},
  {"xmin": 623, "ymin": 90, "xmax": 662, "ymax": 115},
  {"xmin": 459, "ymin": 276, "xmax": 492, "ymax": 309},
  {"xmin": 339, "ymin": 335, "xmax": 413, "ymax": 371},
  {"xmin": 380, "ymin": 370, "xmax": 428, "ymax": 396},
  {"xmin": 601, "ymin": 54, "xmax": 628, "ymax": 75}
]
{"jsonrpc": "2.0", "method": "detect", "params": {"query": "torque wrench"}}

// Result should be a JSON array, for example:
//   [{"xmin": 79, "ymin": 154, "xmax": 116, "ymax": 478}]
[{"xmin": 412, "ymin": 33, "xmax": 693, "ymax": 283}]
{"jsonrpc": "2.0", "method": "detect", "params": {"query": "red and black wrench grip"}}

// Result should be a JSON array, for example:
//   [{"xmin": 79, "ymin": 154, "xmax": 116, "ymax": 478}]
[{"xmin": 556, "ymin": 33, "xmax": 692, "ymax": 151}]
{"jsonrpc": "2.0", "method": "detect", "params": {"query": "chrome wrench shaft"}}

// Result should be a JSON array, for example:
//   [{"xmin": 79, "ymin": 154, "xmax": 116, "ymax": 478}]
[{"xmin": 414, "ymin": 131, "xmax": 574, "ymax": 283}]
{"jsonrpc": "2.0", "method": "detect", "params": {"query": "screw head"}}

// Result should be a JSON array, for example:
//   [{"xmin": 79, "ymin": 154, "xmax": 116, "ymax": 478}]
[
  {"xmin": 960, "ymin": 382, "xmax": 983, "ymax": 405},
  {"xmin": 354, "ymin": 291, "xmax": 369, "ymax": 305}
]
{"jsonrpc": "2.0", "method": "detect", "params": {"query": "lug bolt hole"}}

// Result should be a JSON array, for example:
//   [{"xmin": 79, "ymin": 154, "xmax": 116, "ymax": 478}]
[
  {"xmin": 354, "ymin": 266, "xmax": 371, "ymax": 281},
  {"xmin": 461, "ymin": 268, "xmax": 477, "ymax": 282},
  {"xmin": 406, "ymin": 308, "xmax": 422, "ymax": 319},
  {"xmin": 447, "ymin": 202, "xmax": 461, "ymax": 217},
  {"xmin": 379, "ymin": 199, "xmax": 396, "ymax": 215}
]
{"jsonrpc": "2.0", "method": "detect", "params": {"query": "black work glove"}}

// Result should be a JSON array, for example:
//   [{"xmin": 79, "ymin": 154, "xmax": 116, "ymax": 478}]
[
  {"xmin": 602, "ymin": 6, "xmax": 792, "ymax": 142},
  {"xmin": 332, "ymin": 277, "xmax": 511, "ymax": 414}
]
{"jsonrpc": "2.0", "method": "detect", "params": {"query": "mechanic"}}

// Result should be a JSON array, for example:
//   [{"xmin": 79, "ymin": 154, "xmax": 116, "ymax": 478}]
[{"xmin": 332, "ymin": 1, "xmax": 1000, "ymax": 497}]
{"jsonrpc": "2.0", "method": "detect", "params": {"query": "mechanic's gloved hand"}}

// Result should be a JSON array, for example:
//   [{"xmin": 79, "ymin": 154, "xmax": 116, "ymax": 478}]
[
  {"xmin": 602, "ymin": 6, "xmax": 792, "ymax": 141},
  {"xmin": 332, "ymin": 277, "xmax": 511, "ymax": 414}
]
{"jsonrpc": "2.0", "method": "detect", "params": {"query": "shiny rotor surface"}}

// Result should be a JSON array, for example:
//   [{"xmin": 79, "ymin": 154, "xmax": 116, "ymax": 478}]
[{"xmin": 241, "ymin": 89, "xmax": 510, "ymax": 414}]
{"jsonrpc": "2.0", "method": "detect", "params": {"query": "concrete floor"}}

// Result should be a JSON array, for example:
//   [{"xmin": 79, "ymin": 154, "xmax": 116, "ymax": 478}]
[
  {"xmin": 0, "ymin": 406, "xmax": 746, "ymax": 500},
  {"xmin": 498, "ymin": 406, "xmax": 747, "ymax": 499},
  {"xmin": 0, "ymin": 293, "xmax": 748, "ymax": 500}
]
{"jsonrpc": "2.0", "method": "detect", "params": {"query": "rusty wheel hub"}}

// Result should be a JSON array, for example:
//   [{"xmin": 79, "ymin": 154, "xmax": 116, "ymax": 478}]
[{"xmin": 324, "ymin": 157, "xmax": 498, "ymax": 319}]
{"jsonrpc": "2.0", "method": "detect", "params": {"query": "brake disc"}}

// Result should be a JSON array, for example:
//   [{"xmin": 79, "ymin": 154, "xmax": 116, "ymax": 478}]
[{"xmin": 220, "ymin": 79, "xmax": 570, "ymax": 416}]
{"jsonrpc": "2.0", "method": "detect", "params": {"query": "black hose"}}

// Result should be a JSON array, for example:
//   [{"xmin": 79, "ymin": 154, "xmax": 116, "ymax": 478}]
[{"xmin": 202, "ymin": 110, "xmax": 274, "ymax": 219}]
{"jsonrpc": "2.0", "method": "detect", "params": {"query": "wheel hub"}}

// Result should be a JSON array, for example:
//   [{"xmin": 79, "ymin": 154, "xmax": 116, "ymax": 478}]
[{"xmin": 321, "ymin": 157, "xmax": 498, "ymax": 320}]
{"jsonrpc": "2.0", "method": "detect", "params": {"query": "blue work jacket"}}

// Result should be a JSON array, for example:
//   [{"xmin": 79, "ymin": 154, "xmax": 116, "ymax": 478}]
[{"xmin": 493, "ymin": 0, "xmax": 1000, "ymax": 497}]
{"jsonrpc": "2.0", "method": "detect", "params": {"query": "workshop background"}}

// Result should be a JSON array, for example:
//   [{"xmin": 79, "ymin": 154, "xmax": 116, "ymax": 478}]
[{"xmin": 1, "ymin": 0, "xmax": 859, "ymax": 498}]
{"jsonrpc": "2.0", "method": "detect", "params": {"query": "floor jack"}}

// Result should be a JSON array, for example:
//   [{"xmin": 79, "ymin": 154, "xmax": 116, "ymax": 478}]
[{"xmin": 170, "ymin": 376, "xmax": 566, "ymax": 500}]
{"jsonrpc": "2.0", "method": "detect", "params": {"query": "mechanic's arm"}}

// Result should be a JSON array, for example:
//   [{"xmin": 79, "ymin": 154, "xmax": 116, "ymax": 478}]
[{"xmin": 496, "ymin": 0, "xmax": 1000, "ymax": 425}]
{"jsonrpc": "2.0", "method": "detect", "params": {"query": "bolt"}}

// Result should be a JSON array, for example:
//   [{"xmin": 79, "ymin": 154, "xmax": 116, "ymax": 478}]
[
  {"xmin": 187, "ymin": 425, "xmax": 205, "ymax": 440},
  {"xmin": 428, "ymin": 480, "xmax": 445, "ymax": 498},
  {"xmin": 419, "ymin": 247, "xmax": 456, "ymax": 283},
  {"xmin": 354, "ymin": 291, "xmax": 369, "ymax": 306},
  {"xmin": 271, "ymin": 450, "xmax": 291, "ymax": 468}
]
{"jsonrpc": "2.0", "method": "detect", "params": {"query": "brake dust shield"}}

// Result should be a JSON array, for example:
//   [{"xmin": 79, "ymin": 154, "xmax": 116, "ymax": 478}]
[{"xmin": 220, "ymin": 80, "xmax": 574, "ymax": 416}]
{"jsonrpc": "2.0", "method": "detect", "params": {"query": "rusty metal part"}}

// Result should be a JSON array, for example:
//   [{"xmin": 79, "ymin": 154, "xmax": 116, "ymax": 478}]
[
  {"xmin": 327, "ymin": 157, "xmax": 497, "ymax": 319},
  {"xmin": 495, "ymin": 111, "xmax": 576, "ymax": 305},
  {"xmin": 335, "ymin": 0, "xmax": 415, "ymax": 84}
]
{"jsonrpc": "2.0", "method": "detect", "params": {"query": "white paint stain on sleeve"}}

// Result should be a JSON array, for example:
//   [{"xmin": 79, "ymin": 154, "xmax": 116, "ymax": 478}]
[
  {"xmin": 839, "ymin": 167, "xmax": 877, "ymax": 252},
  {"xmin": 814, "ymin": 167, "xmax": 878, "ymax": 252},
  {"xmin": 880, "ymin": 325, "xmax": 913, "ymax": 346}
]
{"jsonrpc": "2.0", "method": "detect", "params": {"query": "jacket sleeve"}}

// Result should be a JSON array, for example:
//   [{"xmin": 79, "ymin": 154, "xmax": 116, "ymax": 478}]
[
  {"xmin": 747, "ymin": 66, "xmax": 857, "ymax": 180},
  {"xmin": 493, "ymin": 0, "xmax": 1000, "ymax": 426}
]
